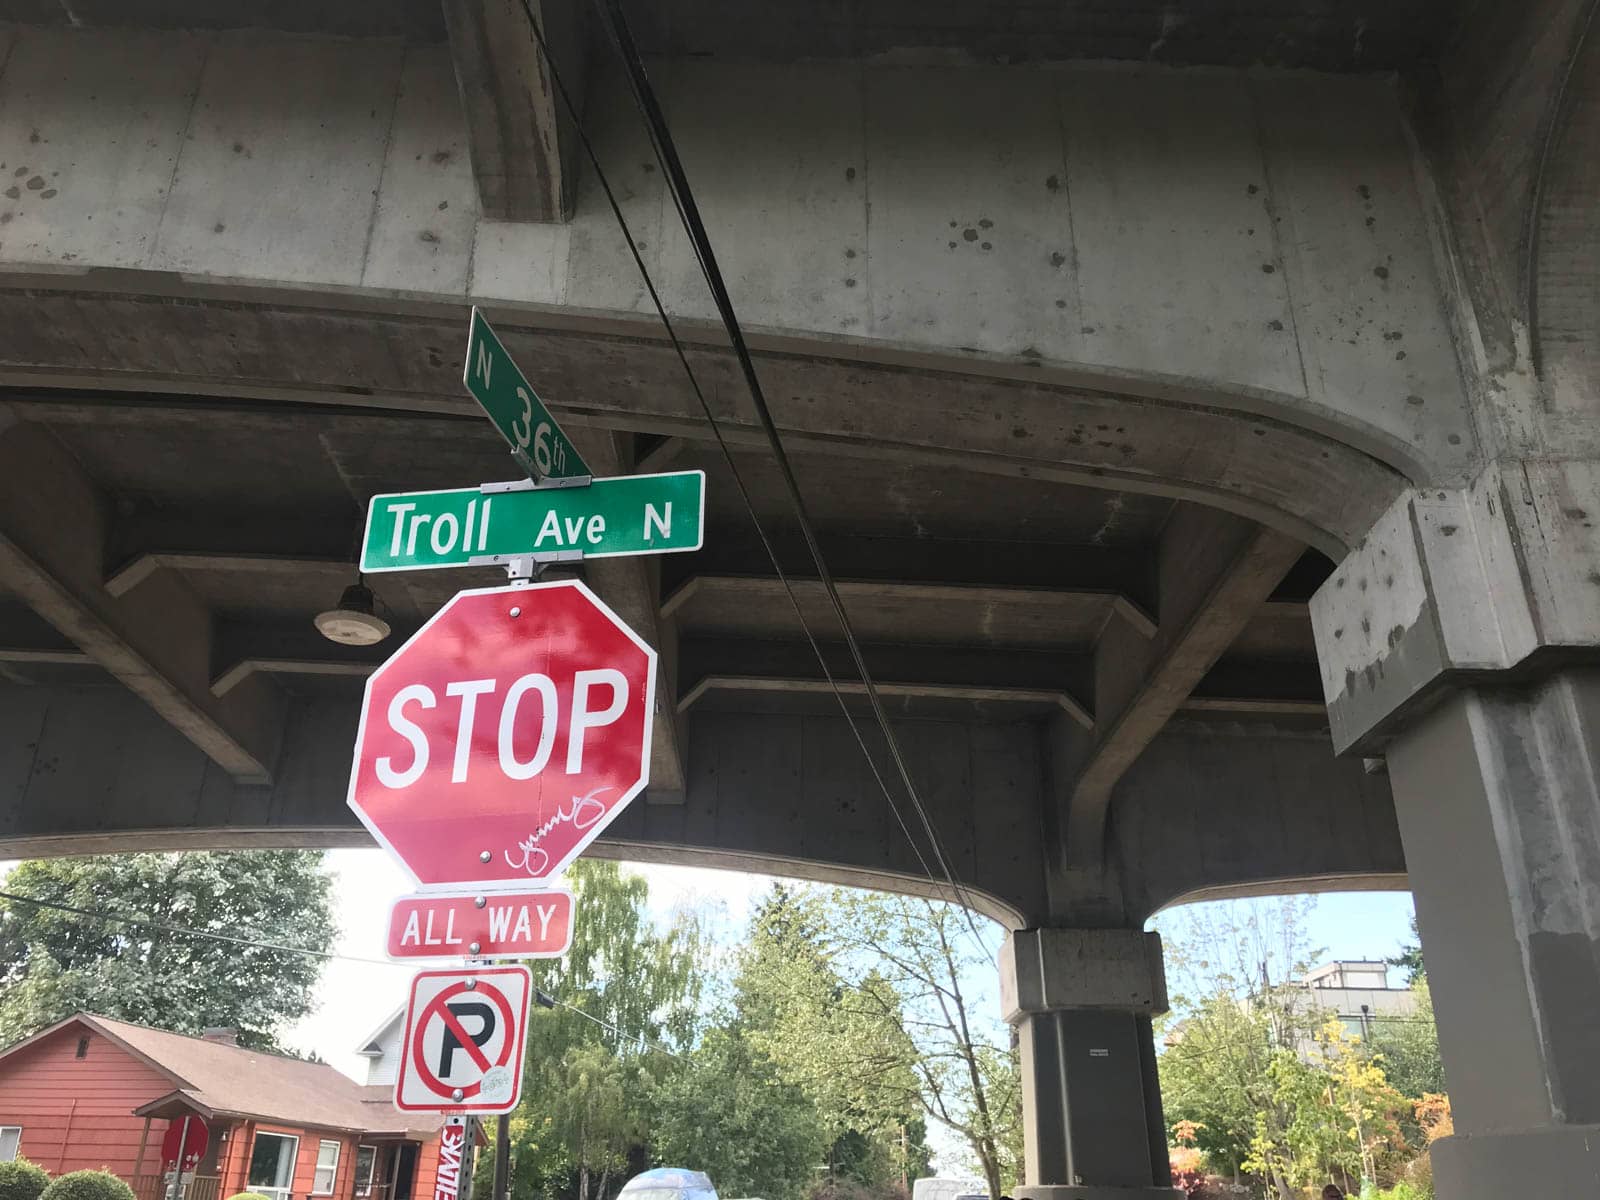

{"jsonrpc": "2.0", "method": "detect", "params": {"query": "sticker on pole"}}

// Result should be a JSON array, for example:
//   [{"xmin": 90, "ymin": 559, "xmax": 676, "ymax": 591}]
[{"xmin": 395, "ymin": 965, "xmax": 532, "ymax": 1114}]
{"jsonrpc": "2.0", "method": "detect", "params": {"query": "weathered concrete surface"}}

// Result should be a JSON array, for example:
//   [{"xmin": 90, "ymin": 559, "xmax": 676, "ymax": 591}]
[
  {"xmin": 1309, "ymin": 460, "xmax": 1600, "ymax": 753},
  {"xmin": 1385, "ymin": 672, "xmax": 1600, "ymax": 1193},
  {"xmin": 0, "ymin": 285, "xmax": 1403, "ymax": 555},
  {"xmin": 1000, "ymin": 928, "xmax": 1166, "ymax": 1018},
  {"xmin": 0, "ymin": 29, "xmax": 1469, "ymax": 506}
]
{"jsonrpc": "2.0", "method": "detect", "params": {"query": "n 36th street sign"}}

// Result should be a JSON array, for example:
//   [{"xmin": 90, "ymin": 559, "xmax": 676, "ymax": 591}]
[
  {"xmin": 465, "ymin": 307, "xmax": 590, "ymax": 483},
  {"xmin": 360, "ymin": 470, "xmax": 704, "ymax": 572}
]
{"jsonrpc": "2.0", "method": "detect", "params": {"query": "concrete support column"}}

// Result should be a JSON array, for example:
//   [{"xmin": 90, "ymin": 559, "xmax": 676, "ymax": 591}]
[
  {"xmin": 1000, "ymin": 928, "xmax": 1179, "ymax": 1200},
  {"xmin": 1384, "ymin": 673, "xmax": 1600, "ymax": 1194},
  {"xmin": 1309, "ymin": 464, "xmax": 1600, "ymax": 1196}
]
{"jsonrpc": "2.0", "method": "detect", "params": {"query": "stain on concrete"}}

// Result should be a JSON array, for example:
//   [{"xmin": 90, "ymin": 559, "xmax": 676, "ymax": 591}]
[
  {"xmin": 1246, "ymin": 183, "xmax": 1259, "ymax": 195},
  {"xmin": 1045, "ymin": 174, "xmax": 1060, "ymax": 192},
  {"xmin": 1054, "ymin": 299, "xmax": 1066, "ymax": 309},
  {"xmin": 1357, "ymin": 183, "xmax": 1371, "ymax": 200},
  {"xmin": 1406, "ymin": 394, "xmax": 1424, "ymax": 406},
  {"xmin": 1261, "ymin": 263, "xmax": 1275, "ymax": 273},
  {"xmin": 431, "ymin": 149, "xmax": 451, "ymax": 164},
  {"xmin": 1447, "ymin": 433, "xmax": 1462, "ymax": 445},
  {"xmin": 1373, "ymin": 265, "xmax": 1389, "ymax": 280},
  {"xmin": 1440, "ymin": 525, "xmax": 1459, "ymax": 536},
  {"xmin": 39, "ymin": 189, "xmax": 55, "ymax": 199},
  {"xmin": 981, "ymin": 241, "xmax": 992, "ymax": 250},
  {"xmin": 979, "ymin": 218, "xmax": 993, "ymax": 229},
  {"xmin": 1268, "ymin": 319, "xmax": 1284, "ymax": 331},
  {"xmin": 12, "ymin": 167, "xmax": 25, "ymax": 177},
  {"xmin": 1020, "ymin": 346, "xmax": 1042, "ymax": 359},
  {"xmin": 1050, "ymin": 251, "xmax": 1066, "ymax": 268},
  {"xmin": 24, "ymin": 176, "xmax": 43, "ymax": 191},
  {"xmin": 1011, "ymin": 425, "xmax": 1029, "ymax": 438},
  {"xmin": 1527, "ymin": 930, "xmax": 1600, "ymax": 1122},
  {"xmin": 1081, "ymin": 325, "xmax": 1095, "ymax": 334},
  {"xmin": 213, "ymin": 222, "xmax": 225, "ymax": 233},
  {"xmin": 963, "ymin": 228, "xmax": 978, "ymax": 242},
  {"xmin": 0, "ymin": 213, "xmax": 10, "ymax": 224},
  {"xmin": 845, "ymin": 166, "xmax": 856, "ymax": 181},
  {"xmin": 2, "ymin": 187, "xmax": 16, "ymax": 201},
  {"xmin": 844, "ymin": 248, "xmax": 856, "ymax": 258},
  {"xmin": 438, "ymin": 200, "xmax": 449, "ymax": 210},
  {"xmin": 844, "ymin": 277, "xmax": 857, "ymax": 287},
  {"xmin": 418, "ymin": 230, "xmax": 440, "ymax": 244}
]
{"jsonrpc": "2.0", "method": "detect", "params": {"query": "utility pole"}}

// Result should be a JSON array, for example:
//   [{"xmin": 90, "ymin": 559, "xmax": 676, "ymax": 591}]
[{"xmin": 492, "ymin": 1114, "xmax": 511, "ymax": 1200}]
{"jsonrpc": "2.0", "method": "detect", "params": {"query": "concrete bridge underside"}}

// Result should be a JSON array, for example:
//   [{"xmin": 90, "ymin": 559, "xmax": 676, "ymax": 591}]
[{"xmin": 0, "ymin": 1, "xmax": 1598, "ymax": 1198}]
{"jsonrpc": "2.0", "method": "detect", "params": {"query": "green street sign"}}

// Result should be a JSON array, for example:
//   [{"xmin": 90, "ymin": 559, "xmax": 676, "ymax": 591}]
[
  {"xmin": 360, "ymin": 470, "xmax": 705, "ymax": 572},
  {"xmin": 463, "ymin": 306, "xmax": 591, "ymax": 482}
]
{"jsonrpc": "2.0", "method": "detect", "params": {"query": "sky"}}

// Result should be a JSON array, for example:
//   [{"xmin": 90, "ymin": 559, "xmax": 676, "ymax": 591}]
[{"xmin": 286, "ymin": 848, "xmax": 1418, "ymax": 1165}]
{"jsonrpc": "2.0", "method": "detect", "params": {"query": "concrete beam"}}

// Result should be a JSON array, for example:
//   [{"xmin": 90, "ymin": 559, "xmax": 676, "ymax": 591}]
[
  {"xmin": 679, "ymin": 636, "xmax": 1095, "ymax": 723},
  {"xmin": 1000, "ymin": 928, "xmax": 1168, "ymax": 1019},
  {"xmin": 0, "ymin": 417, "xmax": 285, "ymax": 782},
  {"xmin": 1064, "ymin": 506, "xmax": 1303, "ymax": 865},
  {"xmin": 442, "ymin": 0, "xmax": 585, "ymax": 222},
  {"xmin": 107, "ymin": 551, "xmax": 350, "ymax": 598}
]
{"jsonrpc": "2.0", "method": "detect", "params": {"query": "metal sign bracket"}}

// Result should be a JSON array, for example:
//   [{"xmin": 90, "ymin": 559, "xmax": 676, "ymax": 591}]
[
  {"xmin": 467, "ymin": 549, "xmax": 585, "ymax": 585},
  {"xmin": 506, "ymin": 448, "xmax": 593, "ymax": 490}
]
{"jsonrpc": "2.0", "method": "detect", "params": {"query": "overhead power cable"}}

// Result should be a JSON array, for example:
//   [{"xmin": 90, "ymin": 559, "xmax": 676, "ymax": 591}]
[
  {"xmin": 509, "ymin": 0, "xmax": 992, "ymax": 948},
  {"xmin": 0, "ymin": 887, "xmax": 681, "ymax": 1059}
]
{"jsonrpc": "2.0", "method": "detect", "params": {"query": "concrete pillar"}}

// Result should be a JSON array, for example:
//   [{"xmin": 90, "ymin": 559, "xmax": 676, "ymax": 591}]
[
  {"xmin": 1309, "ymin": 467, "xmax": 1600, "ymax": 1196},
  {"xmin": 1384, "ymin": 674, "xmax": 1600, "ymax": 1194},
  {"xmin": 1000, "ymin": 928, "xmax": 1179, "ymax": 1200}
]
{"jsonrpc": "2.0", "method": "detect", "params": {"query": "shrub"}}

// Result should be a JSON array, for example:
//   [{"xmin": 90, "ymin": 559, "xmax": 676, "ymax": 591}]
[
  {"xmin": 37, "ymin": 1171, "xmax": 134, "ymax": 1200},
  {"xmin": 0, "ymin": 1159, "xmax": 50, "ymax": 1200}
]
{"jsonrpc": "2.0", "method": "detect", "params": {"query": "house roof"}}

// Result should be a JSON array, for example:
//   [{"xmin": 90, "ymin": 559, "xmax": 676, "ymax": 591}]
[
  {"xmin": 354, "ymin": 1007, "xmax": 403, "ymax": 1057},
  {"xmin": 0, "ymin": 1014, "xmax": 442, "ymax": 1137}
]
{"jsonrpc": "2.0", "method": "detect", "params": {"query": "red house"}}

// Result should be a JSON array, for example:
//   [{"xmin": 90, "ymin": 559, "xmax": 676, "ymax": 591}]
[{"xmin": 0, "ymin": 1015, "xmax": 473, "ymax": 1200}]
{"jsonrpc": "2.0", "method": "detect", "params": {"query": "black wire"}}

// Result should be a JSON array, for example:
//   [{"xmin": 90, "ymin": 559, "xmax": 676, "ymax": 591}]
[
  {"xmin": 508, "ymin": 2, "xmax": 948, "ymax": 897},
  {"xmin": 592, "ymin": 0, "xmax": 992, "ymax": 946},
  {"xmin": 525, "ymin": 0, "xmax": 989, "ymax": 943}
]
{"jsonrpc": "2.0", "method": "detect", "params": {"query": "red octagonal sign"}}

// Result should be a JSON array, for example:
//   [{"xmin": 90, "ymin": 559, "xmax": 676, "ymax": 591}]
[{"xmin": 348, "ymin": 579, "xmax": 656, "ymax": 889}]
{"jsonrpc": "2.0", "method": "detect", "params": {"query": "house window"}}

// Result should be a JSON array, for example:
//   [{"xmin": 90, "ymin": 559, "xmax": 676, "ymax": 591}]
[
  {"xmin": 354, "ymin": 1147, "xmax": 378, "ymax": 1198},
  {"xmin": 75, "ymin": 1037, "xmax": 89, "ymax": 1059},
  {"xmin": 247, "ymin": 1132, "xmax": 299, "ymax": 1200},
  {"xmin": 0, "ymin": 1127, "xmax": 20, "ymax": 1162},
  {"xmin": 313, "ymin": 1140, "xmax": 341, "ymax": 1196}
]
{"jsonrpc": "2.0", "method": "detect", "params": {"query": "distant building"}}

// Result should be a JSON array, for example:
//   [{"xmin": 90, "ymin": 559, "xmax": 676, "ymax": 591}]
[{"xmin": 1297, "ymin": 960, "xmax": 1417, "ymax": 1040}]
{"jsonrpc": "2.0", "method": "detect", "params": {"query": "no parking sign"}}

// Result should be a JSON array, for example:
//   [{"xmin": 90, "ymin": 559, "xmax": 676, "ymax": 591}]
[{"xmin": 395, "ymin": 965, "xmax": 532, "ymax": 1114}]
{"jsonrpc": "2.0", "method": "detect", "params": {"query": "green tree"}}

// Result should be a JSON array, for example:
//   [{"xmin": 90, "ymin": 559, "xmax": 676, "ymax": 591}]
[
  {"xmin": 1369, "ymin": 981, "xmax": 1444, "ymax": 1101},
  {"xmin": 1387, "ymin": 917, "xmax": 1426, "ymax": 985},
  {"xmin": 498, "ymin": 861, "xmax": 713, "ymax": 1200},
  {"xmin": 653, "ymin": 1024, "xmax": 825, "ymax": 1200},
  {"xmin": 741, "ymin": 888, "xmax": 1016, "ymax": 1200},
  {"xmin": 0, "ymin": 852, "xmax": 333, "ymax": 1049}
]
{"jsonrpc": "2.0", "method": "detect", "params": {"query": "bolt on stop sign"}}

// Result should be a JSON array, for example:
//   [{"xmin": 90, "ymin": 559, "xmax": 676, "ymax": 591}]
[{"xmin": 348, "ymin": 579, "xmax": 657, "ymax": 889}]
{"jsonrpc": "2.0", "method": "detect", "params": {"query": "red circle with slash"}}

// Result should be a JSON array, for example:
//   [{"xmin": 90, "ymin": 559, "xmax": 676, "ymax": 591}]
[{"xmin": 411, "ymin": 978, "xmax": 517, "ymax": 1099}]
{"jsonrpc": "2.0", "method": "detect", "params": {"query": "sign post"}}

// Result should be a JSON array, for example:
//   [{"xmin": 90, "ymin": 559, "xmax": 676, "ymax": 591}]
[
  {"xmin": 464, "ymin": 307, "xmax": 590, "ymax": 486},
  {"xmin": 357, "ymin": 305, "xmax": 701, "ymax": 1122}
]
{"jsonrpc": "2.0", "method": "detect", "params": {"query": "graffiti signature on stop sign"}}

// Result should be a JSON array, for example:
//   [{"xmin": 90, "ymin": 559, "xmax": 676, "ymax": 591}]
[{"xmin": 504, "ymin": 787, "xmax": 611, "ymax": 876}]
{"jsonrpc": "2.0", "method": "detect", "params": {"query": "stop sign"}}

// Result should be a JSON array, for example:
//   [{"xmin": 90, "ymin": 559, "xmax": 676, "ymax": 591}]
[{"xmin": 347, "ymin": 579, "xmax": 657, "ymax": 889}]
